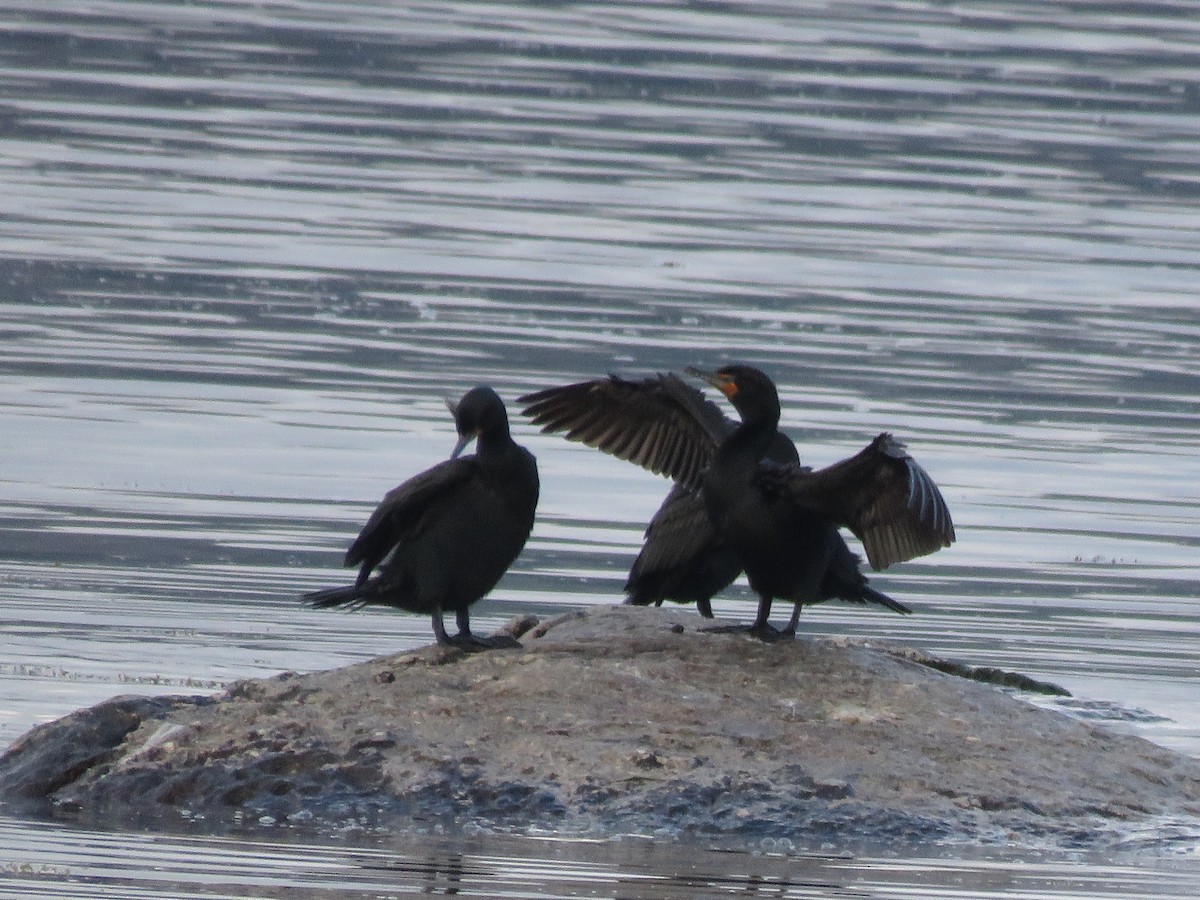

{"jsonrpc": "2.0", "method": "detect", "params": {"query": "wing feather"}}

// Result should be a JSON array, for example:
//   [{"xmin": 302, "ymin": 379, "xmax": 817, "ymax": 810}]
[
  {"xmin": 769, "ymin": 433, "xmax": 955, "ymax": 570},
  {"xmin": 519, "ymin": 372, "xmax": 733, "ymax": 489}
]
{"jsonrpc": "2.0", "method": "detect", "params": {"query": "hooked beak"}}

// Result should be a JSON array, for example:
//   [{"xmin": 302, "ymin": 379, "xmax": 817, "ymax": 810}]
[
  {"xmin": 685, "ymin": 366, "xmax": 737, "ymax": 399},
  {"xmin": 446, "ymin": 396, "xmax": 474, "ymax": 458},
  {"xmin": 450, "ymin": 432, "xmax": 474, "ymax": 459}
]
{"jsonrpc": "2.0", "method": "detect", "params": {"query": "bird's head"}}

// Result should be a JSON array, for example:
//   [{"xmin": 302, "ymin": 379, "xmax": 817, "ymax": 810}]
[
  {"xmin": 685, "ymin": 364, "xmax": 780, "ymax": 422},
  {"xmin": 446, "ymin": 385, "xmax": 509, "ymax": 457}
]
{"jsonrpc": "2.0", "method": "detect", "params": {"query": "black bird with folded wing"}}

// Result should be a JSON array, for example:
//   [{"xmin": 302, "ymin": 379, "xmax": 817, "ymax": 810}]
[{"xmin": 306, "ymin": 386, "xmax": 539, "ymax": 650}]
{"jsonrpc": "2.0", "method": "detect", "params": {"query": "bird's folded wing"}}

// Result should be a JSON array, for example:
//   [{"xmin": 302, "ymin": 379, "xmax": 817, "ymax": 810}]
[
  {"xmin": 345, "ymin": 457, "xmax": 477, "ymax": 572},
  {"xmin": 632, "ymin": 483, "xmax": 722, "ymax": 573}
]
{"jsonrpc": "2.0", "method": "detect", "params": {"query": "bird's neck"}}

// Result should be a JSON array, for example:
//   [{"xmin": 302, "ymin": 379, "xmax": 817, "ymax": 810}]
[
  {"xmin": 717, "ymin": 416, "xmax": 778, "ymax": 473},
  {"xmin": 474, "ymin": 428, "xmax": 514, "ymax": 463}
]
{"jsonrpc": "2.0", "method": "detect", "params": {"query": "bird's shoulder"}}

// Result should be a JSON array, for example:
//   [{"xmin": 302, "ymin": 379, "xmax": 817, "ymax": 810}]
[{"xmin": 375, "ymin": 455, "xmax": 479, "ymax": 509}]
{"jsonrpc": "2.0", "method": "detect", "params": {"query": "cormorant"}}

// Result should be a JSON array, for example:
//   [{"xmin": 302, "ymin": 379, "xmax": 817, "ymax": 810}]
[
  {"xmin": 521, "ymin": 365, "xmax": 953, "ymax": 639},
  {"xmin": 520, "ymin": 372, "xmax": 797, "ymax": 618},
  {"xmin": 305, "ymin": 386, "xmax": 539, "ymax": 649}
]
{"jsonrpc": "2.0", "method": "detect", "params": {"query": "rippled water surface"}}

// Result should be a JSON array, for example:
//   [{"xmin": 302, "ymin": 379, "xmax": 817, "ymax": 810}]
[
  {"xmin": 4, "ymin": 816, "xmax": 1200, "ymax": 900},
  {"xmin": 2, "ymin": 0, "xmax": 1199, "ymax": 894}
]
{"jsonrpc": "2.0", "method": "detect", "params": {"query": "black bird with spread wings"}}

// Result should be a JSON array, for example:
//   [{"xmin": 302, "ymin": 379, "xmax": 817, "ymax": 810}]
[
  {"xmin": 520, "ymin": 372, "xmax": 798, "ymax": 618},
  {"xmin": 305, "ymin": 386, "xmax": 539, "ymax": 649},
  {"xmin": 520, "ymin": 365, "xmax": 953, "ymax": 639}
]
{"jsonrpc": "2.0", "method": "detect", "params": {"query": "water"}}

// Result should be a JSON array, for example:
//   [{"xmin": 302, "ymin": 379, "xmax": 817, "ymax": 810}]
[
  {"xmin": 3, "ymin": 817, "xmax": 1200, "ymax": 900},
  {"xmin": 10, "ymin": 812, "xmax": 1200, "ymax": 900},
  {"xmin": 2, "ymin": 0, "xmax": 1199, "ymax": 895}
]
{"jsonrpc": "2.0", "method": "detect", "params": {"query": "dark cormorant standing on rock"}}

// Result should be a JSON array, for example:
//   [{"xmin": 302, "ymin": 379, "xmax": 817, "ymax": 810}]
[
  {"xmin": 521, "ymin": 365, "xmax": 953, "ymax": 639},
  {"xmin": 520, "ymin": 372, "xmax": 797, "ymax": 618},
  {"xmin": 305, "ymin": 386, "xmax": 539, "ymax": 649}
]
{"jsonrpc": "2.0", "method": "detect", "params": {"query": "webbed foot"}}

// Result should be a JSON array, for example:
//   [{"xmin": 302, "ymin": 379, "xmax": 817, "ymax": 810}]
[
  {"xmin": 440, "ymin": 631, "xmax": 522, "ymax": 652},
  {"xmin": 433, "ymin": 608, "xmax": 522, "ymax": 652}
]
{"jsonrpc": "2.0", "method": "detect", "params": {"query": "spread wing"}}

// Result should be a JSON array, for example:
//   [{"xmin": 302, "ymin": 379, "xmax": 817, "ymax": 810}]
[
  {"xmin": 766, "ymin": 433, "xmax": 955, "ymax": 570},
  {"xmin": 344, "ymin": 457, "xmax": 477, "ymax": 584},
  {"xmin": 519, "ymin": 372, "xmax": 733, "ymax": 490}
]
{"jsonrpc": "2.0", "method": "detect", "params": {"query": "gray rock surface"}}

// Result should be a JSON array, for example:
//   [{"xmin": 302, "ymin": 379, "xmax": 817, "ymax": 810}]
[{"xmin": 3, "ymin": 606, "xmax": 1198, "ymax": 850}]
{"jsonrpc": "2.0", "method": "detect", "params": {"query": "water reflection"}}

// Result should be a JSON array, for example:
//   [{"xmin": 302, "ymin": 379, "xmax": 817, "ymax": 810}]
[{"xmin": 2, "ymin": 817, "xmax": 1199, "ymax": 899}]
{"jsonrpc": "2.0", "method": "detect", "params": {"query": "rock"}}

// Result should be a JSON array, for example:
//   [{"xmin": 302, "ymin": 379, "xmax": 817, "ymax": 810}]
[
  {"xmin": 0, "ymin": 695, "xmax": 211, "ymax": 807},
  {"xmin": 2, "ymin": 606, "xmax": 1198, "ymax": 849}
]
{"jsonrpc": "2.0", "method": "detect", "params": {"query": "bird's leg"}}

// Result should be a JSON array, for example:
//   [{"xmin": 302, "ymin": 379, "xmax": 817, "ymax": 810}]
[
  {"xmin": 431, "ymin": 606, "xmax": 488, "ymax": 650},
  {"xmin": 432, "ymin": 607, "xmax": 482, "ymax": 648},
  {"xmin": 700, "ymin": 594, "xmax": 788, "ymax": 640},
  {"xmin": 753, "ymin": 594, "xmax": 773, "ymax": 628},
  {"xmin": 444, "ymin": 607, "xmax": 487, "ymax": 650},
  {"xmin": 455, "ymin": 607, "xmax": 473, "ymax": 640},
  {"xmin": 781, "ymin": 567, "xmax": 823, "ymax": 637},
  {"xmin": 430, "ymin": 606, "xmax": 521, "ymax": 651},
  {"xmin": 431, "ymin": 607, "xmax": 454, "ymax": 646},
  {"xmin": 781, "ymin": 602, "xmax": 803, "ymax": 637},
  {"xmin": 747, "ymin": 594, "xmax": 789, "ymax": 642}
]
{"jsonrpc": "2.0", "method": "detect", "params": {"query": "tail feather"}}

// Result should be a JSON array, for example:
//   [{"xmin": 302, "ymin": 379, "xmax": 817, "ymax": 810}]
[
  {"xmin": 862, "ymin": 584, "xmax": 912, "ymax": 615},
  {"xmin": 304, "ymin": 584, "xmax": 364, "ymax": 610}
]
